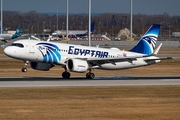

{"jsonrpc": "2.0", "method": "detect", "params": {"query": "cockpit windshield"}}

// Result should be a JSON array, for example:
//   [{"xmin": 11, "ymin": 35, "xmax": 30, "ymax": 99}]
[{"xmin": 11, "ymin": 43, "xmax": 24, "ymax": 48}]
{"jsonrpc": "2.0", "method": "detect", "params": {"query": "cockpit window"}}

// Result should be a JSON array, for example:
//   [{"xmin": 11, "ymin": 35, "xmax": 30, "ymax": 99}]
[{"xmin": 11, "ymin": 43, "xmax": 24, "ymax": 48}]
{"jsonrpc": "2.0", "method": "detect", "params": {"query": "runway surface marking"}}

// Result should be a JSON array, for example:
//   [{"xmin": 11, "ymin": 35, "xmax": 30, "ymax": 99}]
[{"xmin": 0, "ymin": 76, "xmax": 180, "ymax": 87}]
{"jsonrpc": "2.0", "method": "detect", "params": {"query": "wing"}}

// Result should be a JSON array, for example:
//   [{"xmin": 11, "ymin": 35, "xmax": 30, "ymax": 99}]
[
  {"xmin": 86, "ymin": 55, "xmax": 148, "ymax": 67},
  {"xmin": 0, "ymin": 38, "xmax": 5, "ymax": 40},
  {"xmin": 86, "ymin": 55, "xmax": 172, "ymax": 67}
]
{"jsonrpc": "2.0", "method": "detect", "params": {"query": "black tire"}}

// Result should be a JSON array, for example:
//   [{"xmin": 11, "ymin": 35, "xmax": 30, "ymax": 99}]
[
  {"xmin": 86, "ymin": 73, "xmax": 95, "ymax": 79},
  {"xmin": 86, "ymin": 73, "xmax": 90, "ymax": 79},
  {"xmin": 62, "ymin": 72, "xmax": 70, "ymax": 79},
  {"xmin": 89, "ymin": 73, "xmax": 95, "ymax": 79},
  {"xmin": 21, "ymin": 68, "xmax": 27, "ymax": 72}
]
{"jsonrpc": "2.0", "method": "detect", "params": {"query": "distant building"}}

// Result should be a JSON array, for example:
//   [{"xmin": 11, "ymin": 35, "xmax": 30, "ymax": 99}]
[
  {"xmin": 116, "ymin": 28, "xmax": 136, "ymax": 40},
  {"xmin": 172, "ymin": 32, "xmax": 180, "ymax": 38}
]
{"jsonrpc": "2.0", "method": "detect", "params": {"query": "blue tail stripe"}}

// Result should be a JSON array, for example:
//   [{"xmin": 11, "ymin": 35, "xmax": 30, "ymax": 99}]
[
  {"xmin": 91, "ymin": 22, "xmax": 95, "ymax": 33},
  {"xmin": 12, "ymin": 25, "xmax": 21, "ymax": 39},
  {"xmin": 130, "ymin": 39, "xmax": 153, "ymax": 55},
  {"xmin": 130, "ymin": 24, "xmax": 160, "ymax": 55}
]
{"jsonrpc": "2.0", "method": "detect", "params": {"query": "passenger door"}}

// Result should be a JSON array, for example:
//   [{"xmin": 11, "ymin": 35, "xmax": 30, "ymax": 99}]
[{"xmin": 29, "ymin": 41, "xmax": 35, "ymax": 53}]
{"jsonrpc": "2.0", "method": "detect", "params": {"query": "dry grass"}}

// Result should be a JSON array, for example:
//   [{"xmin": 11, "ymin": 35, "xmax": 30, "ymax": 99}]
[
  {"xmin": 0, "ymin": 86, "xmax": 180, "ymax": 120},
  {"xmin": 158, "ymin": 48, "xmax": 180, "ymax": 54},
  {"xmin": 0, "ymin": 55, "xmax": 180, "ymax": 77}
]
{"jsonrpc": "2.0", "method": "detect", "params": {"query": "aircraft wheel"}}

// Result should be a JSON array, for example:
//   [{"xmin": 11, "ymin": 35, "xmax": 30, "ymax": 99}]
[
  {"xmin": 86, "ymin": 73, "xmax": 95, "ymax": 79},
  {"xmin": 89, "ymin": 73, "xmax": 95, "ymax": 79},
  {"xmin": 86, "ymin": 73, "xmax": 90, "ymax": 79},
  {"xmin": 21, "ymin": 68, "xmax": 27, "ymax": 72},
  {"xmin": 62, "ymin": 72, "xmax": 70, "ymax": 79}
]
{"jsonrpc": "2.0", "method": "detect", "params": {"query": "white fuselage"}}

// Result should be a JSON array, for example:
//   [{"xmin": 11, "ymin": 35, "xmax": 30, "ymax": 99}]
[
  {"xmin": 52, "ymin": 30, "xmax": 87, "ymax": 36},
  {"xmin": 0, "ymin": 34, "xmax": 13, "ymax": 40},
  {"xmin": 4, "ymin": 39, "xmax": 161, "ymax": 70}
]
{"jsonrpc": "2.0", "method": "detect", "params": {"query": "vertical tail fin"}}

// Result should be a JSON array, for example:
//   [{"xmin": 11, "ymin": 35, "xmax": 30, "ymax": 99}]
[
  {"xmin": 90, "ymin": 22, "xmax": 95, "ymax": 33},
  {"xmin": 12, "ymin": 25, "xmax": 21, "ymax": 39},
  {"xmin": 130, "ymin": 24, "xmax": 160, "ymax": 55}
]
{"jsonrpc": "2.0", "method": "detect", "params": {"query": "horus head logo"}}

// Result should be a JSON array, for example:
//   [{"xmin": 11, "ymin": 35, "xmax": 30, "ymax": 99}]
[
  {"xmin": 143, "ymin": 35, "xmax": 157, "ymax": 49},
  {"xmin": 36, "ymin": 43, "xmax": 61, "ymax": 63}
]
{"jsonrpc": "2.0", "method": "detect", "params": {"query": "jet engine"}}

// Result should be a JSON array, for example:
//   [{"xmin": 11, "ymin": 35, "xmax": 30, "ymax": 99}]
[
  {"xmin": 30, "ymin": 62, "xmax": 53, "ymax": 71},
  {"xmin": 67, "ymin": 59, "xmax": 88, "ymax": 72}
]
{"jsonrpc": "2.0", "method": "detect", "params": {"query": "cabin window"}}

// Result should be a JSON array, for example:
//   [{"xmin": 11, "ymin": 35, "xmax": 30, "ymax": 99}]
[{"xmin": 11, "ymin": 43, "xmax": 24, "ymax": 48}]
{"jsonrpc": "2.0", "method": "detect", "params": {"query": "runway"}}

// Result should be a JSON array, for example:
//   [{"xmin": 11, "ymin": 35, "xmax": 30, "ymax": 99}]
[{"xmin": 0, "ymin": 76, "xmax": 180, "ymax": 87}]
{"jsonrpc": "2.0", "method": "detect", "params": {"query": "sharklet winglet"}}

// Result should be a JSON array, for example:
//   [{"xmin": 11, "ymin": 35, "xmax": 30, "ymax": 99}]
[{"xmin": 153, "ymin": 43, "xmax": 162, "ymax": 55}]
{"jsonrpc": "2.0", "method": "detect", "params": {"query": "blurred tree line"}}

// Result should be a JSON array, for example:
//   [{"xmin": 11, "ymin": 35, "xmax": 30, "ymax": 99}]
[{"xmin": 3, "ymin": 10, "xmax": 180, "ymax": 37}]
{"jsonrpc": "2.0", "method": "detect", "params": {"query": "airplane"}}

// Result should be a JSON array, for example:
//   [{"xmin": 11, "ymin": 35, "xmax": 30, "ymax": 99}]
[
  {"xmin": 52, "ymin": 22, "xmax": 95, "ymax": 38},
  {"xmin": 0, "ymin": 25, "xmax": 21, "ymax": 42},
  {"xmin": 4, "ymin": 24, "xmax": 167, "ymax": 79}
]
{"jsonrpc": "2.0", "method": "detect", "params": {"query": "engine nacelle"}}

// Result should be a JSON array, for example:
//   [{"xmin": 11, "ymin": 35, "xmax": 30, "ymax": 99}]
[
  {"xmin": 67, "ymin": 59, "xmax": 88, "ymax": 72},
  {"xmin": 30, "ymin": 62, "xmax": 53, "ymax": 71}
]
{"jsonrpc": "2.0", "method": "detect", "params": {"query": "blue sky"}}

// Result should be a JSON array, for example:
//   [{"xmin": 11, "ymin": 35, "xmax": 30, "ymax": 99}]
[{"xmin": 2, "ymin": 0, "xmax": 180, "ymax": 16}]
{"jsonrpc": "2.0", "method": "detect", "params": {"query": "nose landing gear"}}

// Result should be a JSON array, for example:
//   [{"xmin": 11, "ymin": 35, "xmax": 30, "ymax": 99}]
[{"xmin": 21, "ymin": 61, "xmax": 29, "ymax": 72}]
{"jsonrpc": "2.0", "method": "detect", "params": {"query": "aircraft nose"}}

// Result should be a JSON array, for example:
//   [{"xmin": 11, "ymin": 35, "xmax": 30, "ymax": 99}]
[{"xmin": 4, "ymin": 47, "xmax": 16, "ymax": 57}]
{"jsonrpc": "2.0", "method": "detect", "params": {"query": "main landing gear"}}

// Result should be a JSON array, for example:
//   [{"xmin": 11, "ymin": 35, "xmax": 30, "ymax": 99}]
[
  {"xmin": 21, "ymin": 61, "xmax": 29, "ymax": 72},
  {"xmin": 62, "ymin": 66, "xmax": 71, "ymax": 79},
  {"xmin": 61, "ymin": 67, "xmax": 95, "ymax": 79},
  {"xmin": 86, "ymin": 69, "xmax": 95, "ymax": 79}
]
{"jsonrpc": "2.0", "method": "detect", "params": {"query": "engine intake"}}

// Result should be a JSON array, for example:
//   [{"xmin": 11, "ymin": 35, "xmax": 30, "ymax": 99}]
[{"xmin": 67, "ymin": 59, "xmax": 88, "ymax": 72}]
